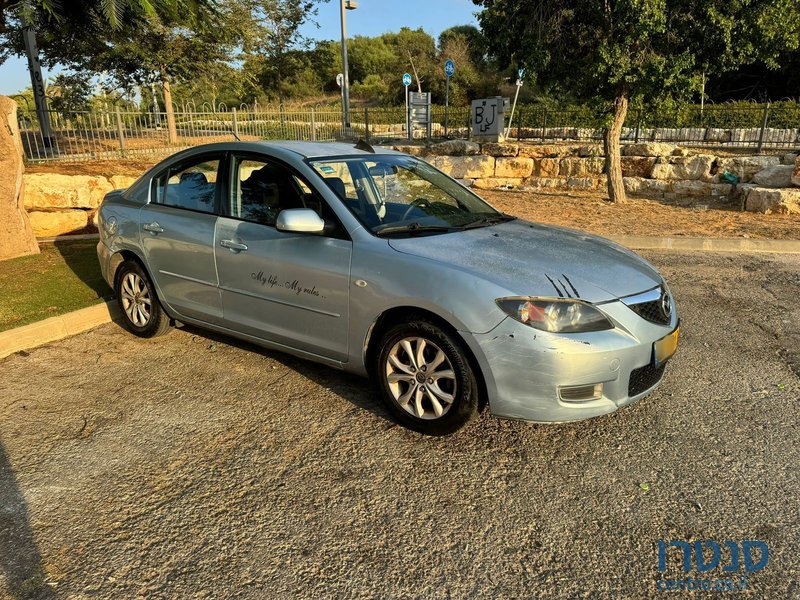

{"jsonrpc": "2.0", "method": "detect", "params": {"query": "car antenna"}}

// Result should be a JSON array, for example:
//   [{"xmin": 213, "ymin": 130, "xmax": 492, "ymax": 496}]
[{"xmin": 354, "ymin": 139, "xmax": 374, "ymax": 153}]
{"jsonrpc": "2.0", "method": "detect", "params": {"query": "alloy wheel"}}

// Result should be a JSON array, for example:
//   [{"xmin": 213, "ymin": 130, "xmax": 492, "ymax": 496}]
[
  {"xmin": 385, "ymin": 337, "xmax": 457, "ymax": 420},
  {"xmin": 119, "ymin": 272, "xmax": 152, "ymax": 327}
]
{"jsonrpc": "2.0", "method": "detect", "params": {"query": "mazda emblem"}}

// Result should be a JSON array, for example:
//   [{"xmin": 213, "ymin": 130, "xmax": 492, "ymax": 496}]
[{"xmin": 660, "ymin": 290, "xmax": 672, "ymax": 319}]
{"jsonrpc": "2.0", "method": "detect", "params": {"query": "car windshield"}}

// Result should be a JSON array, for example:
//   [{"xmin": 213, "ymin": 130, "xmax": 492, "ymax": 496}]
[{"xmin": 309, "ymin": 155, "xmax": 513, "ymax": 236}]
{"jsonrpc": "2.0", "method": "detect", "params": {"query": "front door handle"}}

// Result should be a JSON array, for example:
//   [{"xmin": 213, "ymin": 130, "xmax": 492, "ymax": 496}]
[
  {"xmin": 143, "ymin": 222, "xmax": 164, "ymax": 234},
  {"xmin": 220, "ymin": 239, "xmax": 248, "ymax": 252}
]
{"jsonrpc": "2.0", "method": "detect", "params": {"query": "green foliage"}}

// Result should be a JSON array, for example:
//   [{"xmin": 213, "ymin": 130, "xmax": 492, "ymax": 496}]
[
  {"xmin": 242, "ymin": 0, "xmax": 323, "ymax": 104},
  {"xmin": 473, "ymin": 0, "xmax": 800, "ymax": 112},
  {"xmin": 438, "ymin": 25, "xmax": 487, "ymax": 69},
  {"xmin": 48, "ymin": 72, "xmax": 94, "ymax": 112},
  {"xmin": 0, "ymin": 0, "xmax": 217, "ymax": 67},
  {"xmin": 347, "ymin": 36, "xmax": 395, "ymax": 86},
  {"xmin": 351, "ymin": 74, "xmax": 388, "ymax": 102}
]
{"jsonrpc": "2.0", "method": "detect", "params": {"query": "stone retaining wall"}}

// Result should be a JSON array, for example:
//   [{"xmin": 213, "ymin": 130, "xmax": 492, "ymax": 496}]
[
  {"xmin": 21, "ymin": 140, "xmax": 800, "ymax": 237},
  {"xmin": 391, "ymin": 140, "xmax": 800, "ymax": 214},
  {"xmin": 24, "ymin": 174, "xmax": 137, "ymax": 237}
]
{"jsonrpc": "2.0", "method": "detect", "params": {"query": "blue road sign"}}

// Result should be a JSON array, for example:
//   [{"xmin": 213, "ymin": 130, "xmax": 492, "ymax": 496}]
[
  {"xmin": 445, "ymin": 60, "xmax": 455, "ymax": 78},
  {"xmin": 402, "ymin": 73, "xmax": 412, "ymax": 87},
  {"xmin": 517, "ymin": 68, "xmax": 526, "ymax": 80}
]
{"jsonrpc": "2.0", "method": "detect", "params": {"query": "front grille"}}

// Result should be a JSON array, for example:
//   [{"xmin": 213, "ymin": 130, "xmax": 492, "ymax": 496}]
[
  {"xmin": 628, "ymin": 363, "xmax": 667, "ymax": 396},
  {"xmin": 629, "ymin": 299, "xmax": 671, "ymax": 325}
]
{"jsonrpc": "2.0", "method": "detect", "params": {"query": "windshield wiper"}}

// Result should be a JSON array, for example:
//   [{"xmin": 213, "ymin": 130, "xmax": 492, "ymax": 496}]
[
  {"xmin": 461, "ymin": 213, "xmax": 516, "ymax": 229},
  {"xmin": 373, "ymin": 222, "xmax": 458, "ymax": 237}
]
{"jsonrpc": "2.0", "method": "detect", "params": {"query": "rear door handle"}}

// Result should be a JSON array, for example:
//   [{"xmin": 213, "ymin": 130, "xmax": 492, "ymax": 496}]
[
  {"xmin": 220, "ymin": 239, "xmax": 248, "ymax": 252},
  {"xmin": 143, "ymin": 222, "xmax": 164, "ymax": 234}
]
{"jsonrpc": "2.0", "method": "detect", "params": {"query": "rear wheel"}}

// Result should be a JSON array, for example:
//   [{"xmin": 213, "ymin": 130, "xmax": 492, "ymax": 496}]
[
  {"xmin": 115, "ymin": 260, "xmax": 171, "ymax": 338},
  {"xmin": 376, "ymin": 319, "xmax": 478, "ymax": 435}
]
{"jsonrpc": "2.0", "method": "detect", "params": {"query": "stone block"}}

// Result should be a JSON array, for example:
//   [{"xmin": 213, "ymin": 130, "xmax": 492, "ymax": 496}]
[{"xmin": 495, "ymin": 157, "xmax": 534, "ymax": 178}]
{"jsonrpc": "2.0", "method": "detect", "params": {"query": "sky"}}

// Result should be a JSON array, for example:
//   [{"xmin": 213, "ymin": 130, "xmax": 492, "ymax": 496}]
[{"xmin": 0, "ymin": 0, "xmax": 480, "ymax": 95}]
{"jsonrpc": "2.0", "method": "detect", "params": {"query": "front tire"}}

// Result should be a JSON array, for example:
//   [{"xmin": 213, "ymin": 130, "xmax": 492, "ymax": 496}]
[
  {"xmin": 115, "ymin": 260, "xmax": 171, "ymax": 338},
  {"xmin": 376, "ymin": 318, "xmax": 479, "ymax": 435}
]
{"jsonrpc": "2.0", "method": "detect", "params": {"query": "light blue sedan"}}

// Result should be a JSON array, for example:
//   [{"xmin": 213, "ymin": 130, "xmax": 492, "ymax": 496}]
[{"xmin": 96, "ymin": 141, "xmax": 679, "ymax": 435}]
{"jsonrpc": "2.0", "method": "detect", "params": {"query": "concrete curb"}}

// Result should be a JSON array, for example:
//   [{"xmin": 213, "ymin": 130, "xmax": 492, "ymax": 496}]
[
  {"xmin": 0, "ymin": 300, "xmax": 119, "ymax": 360},
  {"xmin": 38, "ymin": 233, "xmax": 100, "ymax": 243},
  {"xmin": 609, "ymin": 235, "xmax": 800, "ymax": 254}
]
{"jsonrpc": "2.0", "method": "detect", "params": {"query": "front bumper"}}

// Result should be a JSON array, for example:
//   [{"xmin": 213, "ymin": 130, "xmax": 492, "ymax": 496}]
[{"xmin": 464, "ymin": 299, "xmax": 678, "ymax": 423}]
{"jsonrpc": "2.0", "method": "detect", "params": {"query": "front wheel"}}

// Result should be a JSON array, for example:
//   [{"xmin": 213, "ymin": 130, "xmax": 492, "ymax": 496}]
[
  {"xmin": 115, "ymin": 260, "xmax": 171, "ymax": 338},
  {"xmin": 376, "ymin": 319, "xmax": 479, "ymax": 435}
]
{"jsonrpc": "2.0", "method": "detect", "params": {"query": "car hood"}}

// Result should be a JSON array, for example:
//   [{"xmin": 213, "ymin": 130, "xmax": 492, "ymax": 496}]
[{"xmin": 387, "ymin": 219, "xmax": 662, "ymax": 303}]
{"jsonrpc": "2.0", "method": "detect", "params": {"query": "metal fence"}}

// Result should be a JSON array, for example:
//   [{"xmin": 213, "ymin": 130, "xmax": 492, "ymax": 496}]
[
  {"xmin": 17, "ymin": 101, "xmax": 800, "ymax": 163},
  {"xmin": 510, "ymin": 102, "xmax": 800, "ymax": 151}
]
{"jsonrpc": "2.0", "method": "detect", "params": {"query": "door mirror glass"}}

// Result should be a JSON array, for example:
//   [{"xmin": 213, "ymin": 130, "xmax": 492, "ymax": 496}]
[{"xmin": 276, "ymin": 208, "xmax": 325, "ymax": 234}]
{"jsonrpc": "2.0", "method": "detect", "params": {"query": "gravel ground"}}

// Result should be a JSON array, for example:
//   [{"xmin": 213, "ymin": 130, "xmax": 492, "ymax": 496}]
[
  {"xmin": 1, "ymin": 251, "xmax": 798, "ymax": 599},
  {"xmin": 480, "ymin": 189, "xmax": 800, "ymax": 241}
]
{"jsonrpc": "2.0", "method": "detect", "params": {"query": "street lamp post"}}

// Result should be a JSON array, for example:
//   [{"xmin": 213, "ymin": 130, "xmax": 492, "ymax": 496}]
[{"xmin": 339, "ymin": 0, "xmax": 357, "ymax": 131}]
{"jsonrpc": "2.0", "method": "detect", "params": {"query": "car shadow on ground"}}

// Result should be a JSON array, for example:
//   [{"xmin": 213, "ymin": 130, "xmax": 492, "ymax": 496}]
[
  {"xmin": 0, "ymin": 440, "xmax": 55, "ymax": 599},
  {"xmin": 175, "ymin": 323, "xmax": 396, "ymax": 424},
  {"xmin": 52, "ymin": 238, "xmax": 111, "ymax": 300}
]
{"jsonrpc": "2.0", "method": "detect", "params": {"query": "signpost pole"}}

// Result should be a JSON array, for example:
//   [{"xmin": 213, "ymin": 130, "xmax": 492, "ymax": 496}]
[
  {"xmin": 339, "ymin": 0, "xmax": 352, "ymax": 130},
  {"xmin": 403, "ymin": 73, "xmax": 412, "ymax": 141},
  {"xmin": 445, "ymin": 77, "xmax": 450, "ymax": 139},
  {"xmin": 505, "ymin": 68, "xmax": 525, "ymax": 139},
  {"xmin": 336, "ymin": 73, "xmax": 345, "ymax": 137},
  {"xmin": 443, "ymin": 60, "xmax": 455, "ymax": 139},
  {"xmin": 406, "ymin": 85, "xmax": 410, "ymax": 141}
]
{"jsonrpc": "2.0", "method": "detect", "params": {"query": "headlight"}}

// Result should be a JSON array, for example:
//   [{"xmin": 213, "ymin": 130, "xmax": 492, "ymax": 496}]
[{"xmin": 496, "ymin": 297, "xmax": 614, "ymax": 333}]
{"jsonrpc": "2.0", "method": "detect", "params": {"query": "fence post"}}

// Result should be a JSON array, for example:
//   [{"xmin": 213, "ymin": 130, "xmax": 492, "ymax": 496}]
[
  {"xmin": 310, "ymin": 107, "xmax": 317, "ymax": 141},
  {"xmin": 756, "ymin": 102, "xmax": 770, "ymax": 154},
  {"xmin": 231, "ymin": 107, "xmax": 239, "ymax": 139},
  {"xmin": 115, "ymin": 106, "xmax": 126, "ymax": 153},
  {"xmin": 541, "ymin": 109, "xmax": 548, "ymax": 142},
  {"xmin": 634, "ymin": 111, "xmax": 641, "ymax": 144},
  {"xmin": 364, "ymin": 107, "xmax": 370, "ymax": 143}
]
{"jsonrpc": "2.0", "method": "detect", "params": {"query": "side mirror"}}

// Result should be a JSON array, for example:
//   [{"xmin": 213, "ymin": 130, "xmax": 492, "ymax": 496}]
[{"xmin": 276, "ymin": 208, "xmax": 325, "ymax": 234}]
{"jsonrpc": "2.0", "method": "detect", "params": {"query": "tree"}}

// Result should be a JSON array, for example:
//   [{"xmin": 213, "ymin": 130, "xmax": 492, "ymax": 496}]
[
  {"xmin": 438, "ymin": 25, "xmax": 487, "ymax": 69},
  {"xmin": 347, "ymin": 36, "xmax": 394, "ymax": 89},
  {"xmin": 438, "ymin": 27, "xmax": 495, "ymax": 105},
  {"xmin": 242, "ymin": 0, "xmax": 325, "ymax": 106},
  {"xmin": 48, "ymin": 72, "xmax": 94, "ymax": 112},
  {"xmin": 473, "ymin": 0, "xmax": 800, "ymax": 203},
  {"xmin": 384, "ymin": 28, "xmax": 438, "ymax": 96},
  {"xmin": 1, "ymin": 0, "xmax": 228, "ymax": 148},
  {"xmin": 0, "ymin": 0, "xmax": 210, "ymax": 32}
]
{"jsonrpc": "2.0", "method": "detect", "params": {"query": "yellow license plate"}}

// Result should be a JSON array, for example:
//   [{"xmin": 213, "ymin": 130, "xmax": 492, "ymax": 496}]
[{"xmin": 654, "ymin": 326, "xmax": 680, "ymax": 366}]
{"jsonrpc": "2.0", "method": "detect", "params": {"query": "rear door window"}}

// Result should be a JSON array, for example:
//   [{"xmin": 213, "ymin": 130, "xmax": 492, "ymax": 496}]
[{"xmin": 152, "ymin": 157, "xmax": 221, "ymax": 214}]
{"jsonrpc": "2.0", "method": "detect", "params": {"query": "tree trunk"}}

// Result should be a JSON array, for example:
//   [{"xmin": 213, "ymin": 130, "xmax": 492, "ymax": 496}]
[
  {"xmin": 0, "ymin": 96, "xmax": 39, "ymax": 261},
  {"xmin": 603, "ymin": 94, "xmax": 628, "ymax": 204},
  {"xmin": 160, "ymin": 71, "xmax": 178, "ymax": 145}
]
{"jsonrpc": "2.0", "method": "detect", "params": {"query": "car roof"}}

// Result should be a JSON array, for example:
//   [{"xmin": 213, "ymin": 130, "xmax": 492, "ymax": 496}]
[
  {"xmin": 165, "ymin": 140, "xmax": 404, "ymax": 161},
  {"xmin": 258, "ymin": 141, "xmax": 402, "ymax": 159}
]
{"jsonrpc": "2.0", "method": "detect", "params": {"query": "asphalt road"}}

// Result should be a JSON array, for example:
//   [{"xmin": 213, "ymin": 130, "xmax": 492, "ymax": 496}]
[{"xmin": 1, "ymin": 251, "xmax": 798, "ymax": 599}]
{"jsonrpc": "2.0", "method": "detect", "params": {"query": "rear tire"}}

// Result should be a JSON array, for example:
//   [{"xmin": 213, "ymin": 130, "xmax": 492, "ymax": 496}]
[
  {"xmin": 375, "ymin": 318, "xmax": 478, "ymax": 435},
  {"xmin": 115, "ymin": 260, "xmax": 171, "ymax": 338}
]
